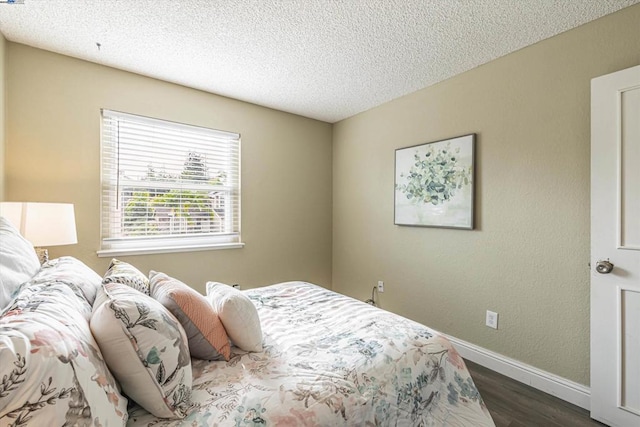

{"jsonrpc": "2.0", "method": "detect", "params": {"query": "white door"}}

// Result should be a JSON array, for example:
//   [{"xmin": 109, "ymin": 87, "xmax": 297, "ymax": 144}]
[{"xmin": 591, "ymin": 64, "xmax": 640, "ymax": 426}]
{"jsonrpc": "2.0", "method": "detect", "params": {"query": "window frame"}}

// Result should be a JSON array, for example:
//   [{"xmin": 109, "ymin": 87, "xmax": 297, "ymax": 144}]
[{"xmin": 98, "ymin": 109, "xmax": 243, "ymax": 257}]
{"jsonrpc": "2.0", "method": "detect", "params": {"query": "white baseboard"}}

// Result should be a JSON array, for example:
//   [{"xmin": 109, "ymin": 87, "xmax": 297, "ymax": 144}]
[{"xmin": 440, "ymin": 332, "xmax": 591, "ymax": 411}]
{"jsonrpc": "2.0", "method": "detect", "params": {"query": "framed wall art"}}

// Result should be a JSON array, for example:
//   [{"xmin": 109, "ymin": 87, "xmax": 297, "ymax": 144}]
[{"xmin": 394, "ymin": 134, "xmax": 475, "ymax": 229}]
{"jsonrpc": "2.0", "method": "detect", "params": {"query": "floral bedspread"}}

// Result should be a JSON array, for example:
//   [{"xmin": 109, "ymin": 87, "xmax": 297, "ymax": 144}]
[
  {"xmin": 0, "ymin": 257, "xmax": 128, "ymax": 427},
  {"xmin": 128, "ymin": 282, "xmax": 494, "ymax": 426}
]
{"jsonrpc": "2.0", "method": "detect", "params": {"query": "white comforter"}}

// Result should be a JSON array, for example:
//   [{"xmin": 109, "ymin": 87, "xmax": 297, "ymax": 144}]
[{"xmin": 128, "ymin": 282, "xmax": 494, "ymax": 426}]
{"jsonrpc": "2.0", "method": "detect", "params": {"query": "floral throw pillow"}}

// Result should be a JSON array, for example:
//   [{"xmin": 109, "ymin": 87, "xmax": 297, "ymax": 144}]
[
  {"xmin": 102, "ymin": 258, "xmax": 150, "ymax": 295},
  {"xmin": 37, "ymin": 256, "xmax": 102, "ymax": 306},
  {"xmin": 90, "ymin": 282, "xmax": 192, "ymax": 419}
]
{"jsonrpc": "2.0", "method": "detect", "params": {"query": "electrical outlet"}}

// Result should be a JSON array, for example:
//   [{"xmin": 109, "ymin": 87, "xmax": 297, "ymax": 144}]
[
  {"xmin": 486, "ymin": 310, "xmax": 498, "ymax": 329},
  {"xmin": 377, "ymin": 281, "xmax": 384, "ymax": 293}
]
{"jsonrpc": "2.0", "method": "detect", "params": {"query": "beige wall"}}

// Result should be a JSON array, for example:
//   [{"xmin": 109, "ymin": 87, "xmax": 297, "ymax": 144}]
[
  {"xmin": 5, "ymin": 43, "xmax": 333, "ymax": 293},
  {"xmin": 5, "ymin": 4, "xmax": 640, "ymax": 387},
  {"xmin": 0, "ymin": 33, "xmax": 6, "ymax": 201},
  {"xmin": 332, "ymin": 5, "xmax": 640, "ymax": 386}
]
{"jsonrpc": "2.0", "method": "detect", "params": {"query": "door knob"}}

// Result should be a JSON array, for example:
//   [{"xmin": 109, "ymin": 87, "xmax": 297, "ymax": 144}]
[{"xmin": 596, "ymin": 259, "xmax": 614, "ymax": 274}]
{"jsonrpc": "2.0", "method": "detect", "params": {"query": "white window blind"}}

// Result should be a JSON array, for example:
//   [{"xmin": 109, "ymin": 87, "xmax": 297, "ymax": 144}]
[{"xmin": 99, "ymin": 109, "xmax": 241, "ymax": 256}]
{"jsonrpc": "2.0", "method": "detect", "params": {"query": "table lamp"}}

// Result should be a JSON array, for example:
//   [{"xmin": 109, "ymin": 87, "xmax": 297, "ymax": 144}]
[{"xmin": 0, "ymin": 202, "xmax": 78, "ymax": 264}]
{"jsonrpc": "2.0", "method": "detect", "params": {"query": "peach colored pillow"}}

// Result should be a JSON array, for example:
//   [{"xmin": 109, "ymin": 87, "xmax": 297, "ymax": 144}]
[{"xmin": 149, "ymin": 271, "xmax": 230, "ymax": 361}]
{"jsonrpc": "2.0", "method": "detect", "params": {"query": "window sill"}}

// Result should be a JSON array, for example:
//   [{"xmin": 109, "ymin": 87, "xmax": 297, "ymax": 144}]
[{"xmin": 97, "ymin": 242, "xmax": 245, "ymax": 258}]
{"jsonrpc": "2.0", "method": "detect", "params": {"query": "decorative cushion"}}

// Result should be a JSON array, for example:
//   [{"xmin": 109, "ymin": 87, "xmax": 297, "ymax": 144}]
[
  {"xmin": 37, "ymin": 256, "xmax": 102, "ymax": 306},
  {"xmin": 1, "ymin": 268, "xmax": 128, "ymax": 425},
  {"xmin": 0, "ymin": 216, "xmax": 40, "ymax": 311},
  {"xmin": 90, "ymin": 282, "xmax": 192, "ymax": 419},
  {"xmin": 205, "ymin": 282, "xmax": 263, "ymax": 352},
  {"xmin": 102, "ymin": 258, "xmax": 150, "ymax": 295},
  {"xmin": 149, "ymin": 271, "xmax": 230, "ymax": 361}
]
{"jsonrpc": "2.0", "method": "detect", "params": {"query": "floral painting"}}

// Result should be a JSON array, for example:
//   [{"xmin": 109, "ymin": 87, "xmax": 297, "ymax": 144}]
[{"xmin": 395, "ymin": 134, "xmax": 475, "ymax": 228}]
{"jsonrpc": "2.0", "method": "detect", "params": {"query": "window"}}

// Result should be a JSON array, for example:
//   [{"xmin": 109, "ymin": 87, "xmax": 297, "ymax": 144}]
[{"xmin": 99, "ymin": 109, "xmax": 241, "ymax": 256}]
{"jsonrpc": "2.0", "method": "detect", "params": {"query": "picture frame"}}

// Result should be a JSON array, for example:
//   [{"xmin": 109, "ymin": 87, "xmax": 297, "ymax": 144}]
[{"xmin": 394, "ymin": 134, "xmax": 475, "ymax": 229}]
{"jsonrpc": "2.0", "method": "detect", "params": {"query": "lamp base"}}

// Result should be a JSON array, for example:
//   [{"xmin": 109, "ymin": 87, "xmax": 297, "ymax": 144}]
[{"xmin": 35, "ymin": 247, "xmax": 49, "ymax": 265}]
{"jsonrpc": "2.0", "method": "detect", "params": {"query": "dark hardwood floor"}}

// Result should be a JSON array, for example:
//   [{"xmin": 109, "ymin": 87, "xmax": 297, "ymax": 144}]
[{"xmin": 465, "ymin": 359, "xmax": 606, "ymax": 427}]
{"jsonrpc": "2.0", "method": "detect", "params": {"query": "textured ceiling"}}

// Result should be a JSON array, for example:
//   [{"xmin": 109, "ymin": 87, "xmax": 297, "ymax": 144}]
[{"xmin": 1, "ymin": 0, "xmax": 638, "ymax": 123}]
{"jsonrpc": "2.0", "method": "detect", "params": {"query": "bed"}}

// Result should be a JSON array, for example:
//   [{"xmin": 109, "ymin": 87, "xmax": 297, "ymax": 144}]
[
  {"xmin": 127, "ymin": 282, "xmax": 494, "ymax": 426},
  {"xmin": 1, "ymin": 214, "xmax": 493, "ymax": 426}
]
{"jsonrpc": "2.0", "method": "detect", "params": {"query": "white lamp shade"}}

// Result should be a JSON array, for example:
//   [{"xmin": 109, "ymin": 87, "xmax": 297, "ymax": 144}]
[{"xmin": 0, "ymin": 202, "xmax": 78, "ymax": 246}]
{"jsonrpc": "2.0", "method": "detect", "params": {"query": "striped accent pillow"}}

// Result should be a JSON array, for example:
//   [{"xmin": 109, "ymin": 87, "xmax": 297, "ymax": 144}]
[{"xmin": 149, "ymin": 271, "xmax": 230, "ymax": 361}]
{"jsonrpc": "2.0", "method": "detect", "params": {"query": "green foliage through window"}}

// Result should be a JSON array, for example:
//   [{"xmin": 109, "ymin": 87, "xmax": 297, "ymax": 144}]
[{"xmin": 122, "ymin": 151, "xmax": 225, "ymax": 236}]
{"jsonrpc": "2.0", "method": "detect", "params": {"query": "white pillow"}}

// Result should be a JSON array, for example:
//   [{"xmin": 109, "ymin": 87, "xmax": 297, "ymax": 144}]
[
  {"xmin": 206, "ymin": 282, "xmax": 263, "ymax": 352},
  {"xmin": 0, "ymin": 216, "xmax": 40, "ymax": 311},
  {"xmin": 91, "ymin": 282, "xmax": 192, "ymax": 419}
]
